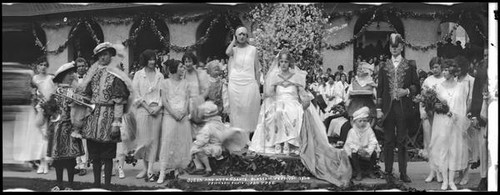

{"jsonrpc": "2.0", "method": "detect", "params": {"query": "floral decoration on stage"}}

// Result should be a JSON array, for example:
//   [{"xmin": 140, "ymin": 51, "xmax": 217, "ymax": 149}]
[{"xmin": 249, "ymin": 3, "xmax": 339, "ymax": 74}]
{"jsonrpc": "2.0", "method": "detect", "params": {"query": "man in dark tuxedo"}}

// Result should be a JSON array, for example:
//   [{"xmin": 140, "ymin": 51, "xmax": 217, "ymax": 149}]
[{"xmin": 376, "ymin": 33, "xmax": 420, "ymax": 183}]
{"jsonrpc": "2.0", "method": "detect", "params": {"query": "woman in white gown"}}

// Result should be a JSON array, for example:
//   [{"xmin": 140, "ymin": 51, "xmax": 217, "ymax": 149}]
[
  {"xmin": 15, "ymin": 61, "xmax": 55, "ymax": 174},
  {"xmin": 429, "ymin": 61, "xmax": 470, "ymax": 190},
  {"xmin": 249, "ymin": 50, "xmax": 352, "ymax": 187},
  {"xmin": 225, "ymin": 26, "xmax": 261, "ymax": 135}
]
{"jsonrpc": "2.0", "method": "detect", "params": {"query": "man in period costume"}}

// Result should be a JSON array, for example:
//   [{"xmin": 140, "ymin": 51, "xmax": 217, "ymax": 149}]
[
  {"xmin": 376, "ymin": 33, "xmax": 420, "ymax": 183},
  {"xmin": 77, "ymin": 42, "xmax": 133, "ymax": 188}
]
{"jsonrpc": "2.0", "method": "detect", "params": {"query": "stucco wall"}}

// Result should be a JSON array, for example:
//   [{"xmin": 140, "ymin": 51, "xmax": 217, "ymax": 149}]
[
  {"xmin": 37, "ymin": 3, "xmax": 487, "ymax": 75},
  {"xmin": 45, "ymin": 26, "xmax": 71, "ymax": 74},
  {"xmin": 167, "ymin": 21, "xmax": 200, "ymax": 61},
  {"xmin": 99, "ymin": 16, "xmax": 133, "ymax": 73},
  {"xmin": 403, "ymin": 19, "xmax": 441, "ymax": 72},
  {"xmin": 322, "ymin": 17, "xmax": 355, "ymax": 73}
]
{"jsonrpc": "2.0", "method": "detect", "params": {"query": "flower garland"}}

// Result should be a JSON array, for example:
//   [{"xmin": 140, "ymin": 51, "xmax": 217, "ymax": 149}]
[
  {"xmin": 148, "ymin": 17, "xmax": 169, "ymax": 48},
  {"xmin": 122, "ymin": 12, "xmax": 235, "ymax": 53},
  {"xmin": 323, "ymin": 9, "xmax": 378, "ymax": 50},
  {"xmin": 83, "ymin": 20, "xmax": 101, "ymax": 44},
  {"xmin": 322, "ymin": 6, "xmax": 487, "ymax": 51},
  {"xmin": 475, "ymin": 24, "xmax": 488, "ymax": 41},
  {"xmin": 122, "ymin": 17, "xmax": 146, "ymax": 47},
  {"xmin": 34, "ymin": 20, "xmax": 84, "ymax": 55},
  {"xmin": 382, "ymin": 11, "xmax": 463, "ymax": 52},
  {"xmin": 40, "ymin": 11, "xmax": 214, "ymax": 29},
  {"xmin": 34, "ymin": 19, "xmax": 102, "ymax": 55}
]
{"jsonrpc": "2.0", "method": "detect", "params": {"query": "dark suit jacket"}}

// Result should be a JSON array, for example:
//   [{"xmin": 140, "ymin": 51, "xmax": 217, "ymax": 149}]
[
  {"xmin": 471, "ymin": 60, "xmax": 488, "ymax": 126},
  {"xmin": 377, "ymin": 57, "xmax": 420, "ymax": 123}
]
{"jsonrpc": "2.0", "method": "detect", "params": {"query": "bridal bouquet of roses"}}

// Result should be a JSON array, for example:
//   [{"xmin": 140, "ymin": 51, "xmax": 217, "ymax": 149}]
[{"xmin": 414, "ymin": 87, "xmax": 451, "ymax": 116}]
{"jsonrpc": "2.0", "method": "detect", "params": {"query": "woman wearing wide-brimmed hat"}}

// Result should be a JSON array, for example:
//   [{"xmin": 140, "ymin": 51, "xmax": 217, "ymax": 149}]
[{"xmin": 77, "ymin": 42, "xmax": 133, "ymax": 189}]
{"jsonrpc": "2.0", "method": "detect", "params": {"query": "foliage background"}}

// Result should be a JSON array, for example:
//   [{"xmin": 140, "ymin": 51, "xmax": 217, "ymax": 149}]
[{"xmin": 249, "ymin": 4, "xmax": 346, "ymax": 75}]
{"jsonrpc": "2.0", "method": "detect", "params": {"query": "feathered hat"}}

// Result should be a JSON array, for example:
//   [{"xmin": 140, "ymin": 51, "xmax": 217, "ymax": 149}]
[{"xmin": 389, "ymin": 33, "xmax": 404, "ymax": 47}]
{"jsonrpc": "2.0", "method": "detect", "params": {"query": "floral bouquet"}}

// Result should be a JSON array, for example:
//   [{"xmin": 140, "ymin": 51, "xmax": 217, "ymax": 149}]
[{"xmin": 413, "ymin": 88, "xmax": 451, "ymax": 116}]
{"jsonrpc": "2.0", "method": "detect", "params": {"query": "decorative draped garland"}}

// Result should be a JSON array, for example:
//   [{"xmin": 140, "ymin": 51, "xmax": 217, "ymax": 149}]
[
  {"xmin": 381, "ymin": 10, "xmax": 464, "ymax": 52},
  {"xmin": 34, "ymin": 19, "xmax": 101, "ymax": 55},
  {"xmin": 33, "ymin": 5, "xmax": 487, "ymax": 54},
  {"xmin": 122, "ymin": 12, "xmax": 234, "ymax": 53},
  {"xmin": 40, "ymin": 11, "xmax": 214, "ymax": 29},
  {"xmin": 323, "ymin": 7, "xmax": 475, "ymax": 51},
  {"xmin": 323, "ymin": 9, "xmax": 379, "ymax": 50}
]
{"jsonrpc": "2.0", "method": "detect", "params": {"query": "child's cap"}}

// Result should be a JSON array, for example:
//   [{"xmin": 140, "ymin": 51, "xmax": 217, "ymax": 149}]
[{"xmin": 353, "ymin": 107, "xmax": 369, "ymax": 121}]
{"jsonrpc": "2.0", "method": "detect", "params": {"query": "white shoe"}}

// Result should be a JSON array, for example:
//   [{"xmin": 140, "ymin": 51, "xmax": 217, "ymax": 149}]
[
  {"xmin": 136, "ymin": 170, "xmax": 147, "ymax": 179},
  {"xmin": 42, "ymin": 163, "xmax": 49, "ymax": 174},
  {"xmin": 275, "ymin": 144, "xmax": 282, "ymax": 154},
  {"xmin": 459, "ymin": 174, "xmax": 469, "ymax": 185},
  {"xmin": 441, "ymin": 182, "xmax": 448, "ymax": 190},
  {"xmin": 157, "ymin": 171, "xmax": 166, "ymax": 184},
  {"xmin": 449, "ymin": 182, "xmax": 458, "ymax": 190},
  {"xmin": 425, "ymin": 172, "xmax": 435, "ymax": 183},
  {"xmin": 283, "ymin": 143, "xmax": 290, "ymax": 155},
  {"xmin": 118, "ymin": 167, "xmax": 125, "ymax": 179},
  {"xmin": 36, "ymin": 165, "xmax": 44, "ymax": 174}
]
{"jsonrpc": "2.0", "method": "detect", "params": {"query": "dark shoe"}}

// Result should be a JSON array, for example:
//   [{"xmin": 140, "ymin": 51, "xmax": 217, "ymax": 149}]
[
  {"xmin": 384, "ymin": 173, "xmax": 396, "ymax": 183},
  {"xmin": 202, "ymin": 170, "xmax": 213, "ymax": 177},
  {"xmin": 477, "ymin": 177, "xmax": 487, "ymax": 191},
  {"xmin": 368, "ymin": 171, "xmax": 377, "ymax": 179},
  {"xmin": 78, "ymin": 169, "xmax": 87, "ymax": 176},
  {"xmin": 354, "ymin": 173, "xmax": 363, "ymax": 181},
  {"xmin": 400, "ymin": 174, "xmax": 412, "ymax": 183},
  {"xmin": 189, "ymin": 169, "xmax": 205, "ymax": 175},
  {"xmin": 74, "ymin": 168, "xmax": 81, "ymax": 175}
]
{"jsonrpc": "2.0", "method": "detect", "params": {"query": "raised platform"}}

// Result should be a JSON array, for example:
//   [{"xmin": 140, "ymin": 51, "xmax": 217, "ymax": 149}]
[{"xmin": 175, "ymin": 152, "xmax": 388, "ymax": 190}]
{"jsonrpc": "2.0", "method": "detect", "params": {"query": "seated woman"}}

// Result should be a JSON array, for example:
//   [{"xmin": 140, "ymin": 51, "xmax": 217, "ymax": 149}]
[{"xmin": 249, "ymin": 49, "xmax": 352, "ymax": 187}]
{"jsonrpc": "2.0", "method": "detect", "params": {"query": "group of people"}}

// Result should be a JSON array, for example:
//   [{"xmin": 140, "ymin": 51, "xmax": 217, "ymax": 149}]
[
  {"xmin": 420, "ymin": 54, "xmax": 491, "ymax": 190},
  {"xmin": 19, "ymin": 27, "xmax": 495, "ymax": 191}
]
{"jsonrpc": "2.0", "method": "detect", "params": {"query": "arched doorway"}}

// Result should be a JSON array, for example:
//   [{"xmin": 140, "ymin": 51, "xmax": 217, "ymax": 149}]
[
  {"xmin": 353, "ymin": 11, "xmax": 405, "ymax": 63},
  {"xmin": 67, "ymin": 20, "xmax": 104, "ymax": 64},
  {"xmin": 2, "ymin": 23, "xmax": 46, "ymax": 65},
  {"xmin": 128, "ymin": 17, "xmax": 170, "ymax": 73},
  {"xmin": 438, "ymin": 18, "xmax": 485, "ymax": 61},
  {"xmin": 196, "ymin": 13, "xmax": 243, "ymax": 63}
]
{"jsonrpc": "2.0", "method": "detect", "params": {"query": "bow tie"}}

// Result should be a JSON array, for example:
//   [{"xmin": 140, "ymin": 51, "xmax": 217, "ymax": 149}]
[{"xmin": 78, "ymin": 75, "xmax": 84, "ymax": 79}]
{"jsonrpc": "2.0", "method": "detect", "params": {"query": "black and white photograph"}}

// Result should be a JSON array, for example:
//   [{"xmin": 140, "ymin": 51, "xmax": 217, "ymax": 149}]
[{"xmin": 2, "ymin": 2, "xmax": 498, "ymax": 192}]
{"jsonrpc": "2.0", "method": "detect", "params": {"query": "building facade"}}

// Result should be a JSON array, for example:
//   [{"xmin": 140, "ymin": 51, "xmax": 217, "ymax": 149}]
[{"xmin": 2, "ymin": 3, "xmax": 489, "ymax": 74}]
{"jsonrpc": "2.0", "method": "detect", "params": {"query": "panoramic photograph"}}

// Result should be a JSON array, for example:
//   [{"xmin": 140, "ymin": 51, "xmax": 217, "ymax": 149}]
[{"xmin": 2, "ymin": 2, "xmax": 498, "ymax": 192}]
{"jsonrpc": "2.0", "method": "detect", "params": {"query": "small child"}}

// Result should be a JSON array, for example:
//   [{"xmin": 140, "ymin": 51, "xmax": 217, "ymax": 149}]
[
  {"xmin": 343, "ymin": 107, "xmax": 380, "ymax": 181},
  {"xmin": 188, "ymin": 101, "xmax": 225, "ymax": 177},
  {"xmin": 188, "ymin": 101, "xmax": 247, "ymax": 177},
  {"xmin": 43, "ymin": 62, "xmax": 85, "ymax": 191}
]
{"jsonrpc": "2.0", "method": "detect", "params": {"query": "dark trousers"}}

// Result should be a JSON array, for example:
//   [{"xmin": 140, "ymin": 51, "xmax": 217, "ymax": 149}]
[
  {"xmin": 350, "ymin": 152, "xmax": 377, "ymax": 174},
  {"xmin": 383, "ymin": 100, "xmax": 408, "ymax": 175},
  {"xmin": 53, "ymin": 158, "xmax": 77, "ymax": 187},
  {"xmin": 87, "ymin": 140, "xmax": 115, "ymax": 187}
]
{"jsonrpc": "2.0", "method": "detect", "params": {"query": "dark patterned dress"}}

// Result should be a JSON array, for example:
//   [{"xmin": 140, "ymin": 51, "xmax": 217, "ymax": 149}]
[
  {"xmin": 46, "ymin": 86, "xmax": 84, "ymax": 160},
  {"xmin": 82, "ymin": 67, "xmax": 129, "ymax": 143}
]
